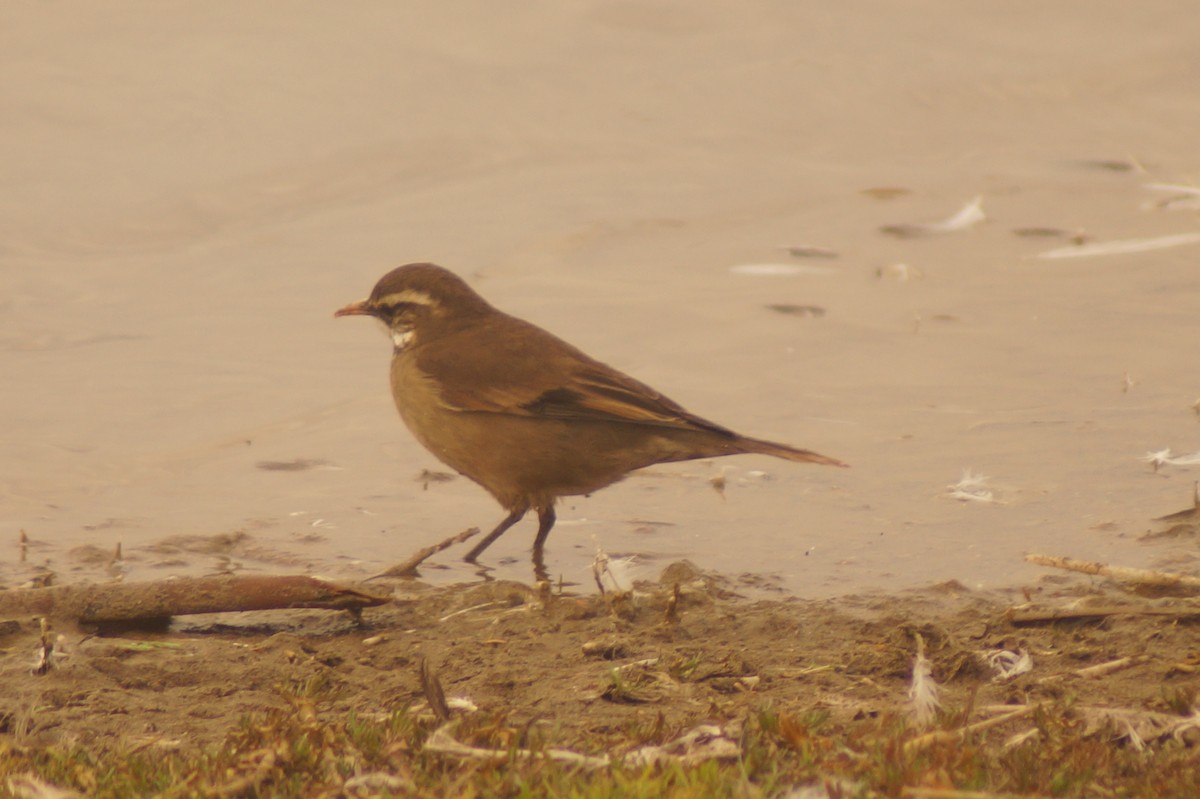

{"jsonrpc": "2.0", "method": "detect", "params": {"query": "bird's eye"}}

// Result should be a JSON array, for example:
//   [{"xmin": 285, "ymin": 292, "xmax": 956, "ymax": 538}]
[{"xmin": 381, "ymin": 302, "xmax": 415, "ymax": 317}]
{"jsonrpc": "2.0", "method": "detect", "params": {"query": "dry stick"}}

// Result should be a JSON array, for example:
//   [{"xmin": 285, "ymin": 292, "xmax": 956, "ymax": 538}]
[
  {"xmin": 904, "ymin": 705, "xmax": 1038, "ymax": 754},
  {"xmin": 1036, "ymin": 656, "xmax": 1147, "ymax": 685},
  {"xmin": 424, "ymin": 722, "xmax": 611, "ymax": 770},
  {"xmin": 1010, "ymin": 605, "xmax": 1200, "ymax": 624},
  {"xmin": 0, "ymin": 575, "xmax": 390, "ymax": 624},
  {"xmin": 437, "ymin": 601, "xmax": 506, "ymax": 623},
  {"xmin": 372, "ymin": 527, "xmax": 481, "ymax": 578},
  {"xmin": 976, "ymin": 704, "xmax": 1034, "ymax": 716},
  {"xmin": 902, "ymin": 788, "xmax": 1050, "ymax": 799},
  {"xmin": 613, "ymin": 657, "xmax": 661, "ymax": 674},
  {"xmin": 1076, "ymin": 656, "xmax": 1144, "ymax": 678},
  {"xmin": 1024, "ymin": 553, "xmax": 1200, "ymax": 591}
]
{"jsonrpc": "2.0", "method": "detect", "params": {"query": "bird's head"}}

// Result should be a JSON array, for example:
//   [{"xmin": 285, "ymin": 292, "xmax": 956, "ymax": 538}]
[{"xmin": 335, "ymin": 263, "xmax": 492, "ymax": 350}]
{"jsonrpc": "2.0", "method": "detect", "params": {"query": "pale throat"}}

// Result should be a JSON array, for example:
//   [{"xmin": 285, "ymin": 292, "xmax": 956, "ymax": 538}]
[
  {"xmin": 392, "ymin": 328, "xmax": 416, "ymax": 350},
  {"xmin": 377, "ymin": 320, "xmax": 416, "ymax": 351}
]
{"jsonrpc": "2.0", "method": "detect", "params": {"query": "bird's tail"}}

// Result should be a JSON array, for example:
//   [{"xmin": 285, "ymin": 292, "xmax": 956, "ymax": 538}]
[{"xmin": 736, "ymin": 436, "xmax": 848, "ymax": 468}]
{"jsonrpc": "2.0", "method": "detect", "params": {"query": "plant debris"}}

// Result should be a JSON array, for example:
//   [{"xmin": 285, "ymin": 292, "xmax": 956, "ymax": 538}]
[
  {"xmin": 765, "ymin": 303, "xmax": 827, "ymax": 317},
  {"xmin": 3, "ymin": 568, "xmax": 1200, "ymax": 796},
  {"xmin": 880, "ymin": 196, "xmax": 985, "ymax": 238},
  {"xmin": 1037, "ymin": 231, "xmax": 1200, "ymax": 259}
]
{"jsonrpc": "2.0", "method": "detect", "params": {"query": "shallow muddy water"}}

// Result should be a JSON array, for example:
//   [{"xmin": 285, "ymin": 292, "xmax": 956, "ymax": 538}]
[{"xmin": 3, "ymin": 1, "xmax": 1199, "ymax": 598}]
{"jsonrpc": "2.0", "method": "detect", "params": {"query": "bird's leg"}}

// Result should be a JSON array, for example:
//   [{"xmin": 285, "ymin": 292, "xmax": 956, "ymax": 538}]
[
  {"xmin": 531, "ymin": 504, "xmax": 557, "ymax": 583},
  {"xmin": 532, "ymin": 504, "xmax": 557, "ymax": 552},
  {"xmin": 463, "ymin": 508, "xmax": 527, "ymax": 562},
  {"xmin": 532, "ymin": 552, "xmax": 549, "ymax": 584}
]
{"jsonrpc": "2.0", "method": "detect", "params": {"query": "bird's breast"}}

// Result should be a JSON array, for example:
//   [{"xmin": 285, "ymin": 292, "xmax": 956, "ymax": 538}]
[{"xmin": 388, "ymin": 351, "xmax": 446, "ymax": 437}]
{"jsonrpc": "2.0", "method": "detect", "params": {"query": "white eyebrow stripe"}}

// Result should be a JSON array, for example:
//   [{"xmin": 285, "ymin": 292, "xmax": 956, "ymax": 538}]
[{"xmin": 377, "ymin": 289, "xmax": 434, "ymax": 306}]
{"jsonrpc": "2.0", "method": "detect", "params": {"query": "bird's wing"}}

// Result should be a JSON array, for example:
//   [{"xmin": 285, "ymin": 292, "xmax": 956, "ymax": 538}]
[
  {"xmin": 520, "ymin": 366, "xmax": 734, "ymax": 435},
  {"xmin": 415, "ymin": 315, "xmax": 734, "ymax": 436}
]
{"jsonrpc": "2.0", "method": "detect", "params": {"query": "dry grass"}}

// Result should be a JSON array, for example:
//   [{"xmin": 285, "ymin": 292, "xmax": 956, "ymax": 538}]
[{"xmin": 3, "ymin": 674, "xmax": 1198, "ymax": 798}]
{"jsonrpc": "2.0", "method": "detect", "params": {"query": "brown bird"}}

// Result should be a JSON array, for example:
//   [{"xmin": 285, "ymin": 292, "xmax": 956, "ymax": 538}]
[{"xmin": 336, "ymin": 263, "xmax": 845, "ymax": 572}]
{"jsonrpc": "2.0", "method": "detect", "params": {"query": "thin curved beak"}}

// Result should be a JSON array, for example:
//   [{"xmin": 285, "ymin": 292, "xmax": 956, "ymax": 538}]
[{"xmin": 334, "ymin": 299, "xmax": 372, "ymax": 318}]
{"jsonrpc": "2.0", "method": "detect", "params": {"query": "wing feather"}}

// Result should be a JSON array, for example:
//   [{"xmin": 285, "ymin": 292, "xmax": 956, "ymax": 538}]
[{"xmin": 413, "ymin": 314, "xmax": 734, "ymax": 436}]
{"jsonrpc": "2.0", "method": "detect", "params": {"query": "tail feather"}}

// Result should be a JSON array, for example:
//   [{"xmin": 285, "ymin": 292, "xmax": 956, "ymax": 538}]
[{"xmin": 737, "ymin": 436, "xmax": 848, "ymax": 468}]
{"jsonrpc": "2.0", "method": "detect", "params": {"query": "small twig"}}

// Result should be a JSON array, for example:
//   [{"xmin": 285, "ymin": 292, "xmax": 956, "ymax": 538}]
[
  {"xmin": 903, "ymin": 788, "xmax": 1050, "ymax": 799},
  {"xmin": 1036, "ymin": 231, "xmax": 1200, "ymax": 260},
  {"xmin": 424, "ymin": 721, "xmax": 611, "ymax": 769},
  {"xmin": 613, "ymin": 657, "xmax": 661, "ymax": 674},
  {"xmin": 1024, "ymin": 553, "xmax": 1200, "ymax": 593},
  {"xmin": 437, "ymin": 601, "xmax": 505, "ymax": 623},
  {"xmin": 1010, "ymin": 604, "xmax": 1200, "ymax": 624},
  {"xmin": 768, "ymin": 664, "xmax": 836, "ymax": 678},
  {"xmin": 1037, "ymin": 656, "xmax": 1146, "ymax": 685},
  {"xmin": 904, "ymin": 705, "xmax": 1038, "ymax": 753},
  {"xmin": 1075, "ymin": 656, "xmax": 1144, "ymax": 678},
  {"xmin": 372, "ymin": 527, "xmax": 481, "ymax": 578},
  {"xmin": 976, "ymin": 704, "xmax": 1031, "ymax": 716}
]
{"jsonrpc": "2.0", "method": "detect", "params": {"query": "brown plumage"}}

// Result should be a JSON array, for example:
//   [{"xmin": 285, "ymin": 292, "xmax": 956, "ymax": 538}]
[{"xmin": 336, "ymin": 262, "xmax": 845, "ymax": 570}]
